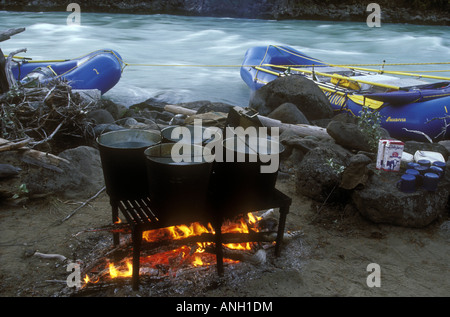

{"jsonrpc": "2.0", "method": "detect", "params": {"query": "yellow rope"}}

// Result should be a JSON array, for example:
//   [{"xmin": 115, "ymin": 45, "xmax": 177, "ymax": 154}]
[
  {"xmin": 120, "ymin": 62, "xmax": 450, "ymax": 68},
  {"xmin": 8, "ymin": 54, "xmax": 450, "ymax": 69},
  {"xmin": 7, "ymin": 47, "xmax": 450, "ymax": 83}
]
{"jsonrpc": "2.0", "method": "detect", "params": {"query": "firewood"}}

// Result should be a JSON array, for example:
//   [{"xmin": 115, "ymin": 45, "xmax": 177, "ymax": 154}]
[
  {"xmin": 164, "ymin": 104, "xmax": 196, "ymax": 116},
  {"xmin": 0, "ymin": 138, "xmax": 32, "ymax": 152},
  {"xmin": 59, "ymin": 186, "xmax": 106, "ymax": 223},
  {"xmin": 19, "ymin": 148, "xmax": 69, "ymax": 173},
  {"xmin": 33, "ymin": 251, "xmax": 67, "ymax": 261},
  {"xmin": 203, "ymin": 246, "xmax": 266, "ymax": 265}
]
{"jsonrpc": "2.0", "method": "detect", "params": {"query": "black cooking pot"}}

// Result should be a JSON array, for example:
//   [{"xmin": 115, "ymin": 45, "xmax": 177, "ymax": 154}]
[
  {"xmin": 144, "ymin": 143, "xmax": 214, "ymax": 224},
  {"xmin": 212, "ymin": 135, "xmax": 284, "ymax": 203},
  {"xmin": 97, "ymin": 129, "xmax": 161, "ymax": 200}
]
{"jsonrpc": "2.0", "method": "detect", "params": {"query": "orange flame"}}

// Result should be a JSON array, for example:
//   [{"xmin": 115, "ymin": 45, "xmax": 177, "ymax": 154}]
[
  {"xmin": 89, "ymin": 212, "xmax": 262, "ymax": 283},
  {"xmin": 83, "ymin": 274, "xmax": 99, "ymax": 284},
  {"xmin": 109, "ymin": 260, "xmax": 133, "ymax": 278}
]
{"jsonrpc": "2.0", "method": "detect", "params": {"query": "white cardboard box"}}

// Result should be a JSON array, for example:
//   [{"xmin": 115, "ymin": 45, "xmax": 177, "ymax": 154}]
[{"xmin": 376, "ymin": 139, "xmax": 405, "ymax": 172}]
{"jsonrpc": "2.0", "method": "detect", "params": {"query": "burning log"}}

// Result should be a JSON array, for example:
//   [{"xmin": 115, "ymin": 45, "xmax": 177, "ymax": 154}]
[{"xmin": 202, "ymin": 248, "xmax": 267, "ymax": 265}]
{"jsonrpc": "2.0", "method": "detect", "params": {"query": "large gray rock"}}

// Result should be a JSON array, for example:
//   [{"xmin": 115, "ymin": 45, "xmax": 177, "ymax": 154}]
[
  {"xmin": 352, "ymin": 166, "xmax": 450, "ymax": 228},
  {"xmin": 24, "ymin": 146, "xmax": 104, "ymax": 199},
  {"xmin": 339, "ymin": 153, "xmax": 372, "ymax": 190},
  {"xmin": 249, "ymin": 75, "xmax": 334, "ymax": 120},
  {"xmin": 268, "ymin": 102, "xmax": 310, "ymax": 125},
  {"xmin": 295, "ymin": 142, "xmax": 353, "ymax": 201},
  {"xmin": 326, "ymin": 120, "xmax": 373, "ymax": 152}
]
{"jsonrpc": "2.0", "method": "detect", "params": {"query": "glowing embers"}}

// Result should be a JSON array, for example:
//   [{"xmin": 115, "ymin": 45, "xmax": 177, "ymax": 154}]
[{"xmin": 83, "ymin": 212, "xmax": 263, "ymax": 287}]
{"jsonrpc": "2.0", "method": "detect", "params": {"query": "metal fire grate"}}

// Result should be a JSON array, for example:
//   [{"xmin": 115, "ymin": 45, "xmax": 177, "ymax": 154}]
[{"xmin": 110, "ymin": 188, "xmax": 291, "ymax": 291}]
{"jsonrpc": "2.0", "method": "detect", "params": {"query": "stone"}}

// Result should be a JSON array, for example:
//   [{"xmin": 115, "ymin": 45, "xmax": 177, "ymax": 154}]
[
  {"xmin": 352, "ymin": 166, "xmax": 450, "ymax": 228},
  {"xmin": 437, "ymin": 140, "xmax": 450, "ymax": 155},
  {"xmin": 72, "ymin": 89, "xmax": 101, "ymax": 106},
  {"xmin": 339, "ymin": 153, "xmax": 372, "ymax": 190},
  {"xmin": 99, "ymin": 99, "xmax": 128, "ymax": 120},
  {"xmin": 249, "ymin": 75, "xmax": 334, "ymax": 120},
  {"xmin": 24, "ymin": 146, "xmax": 104, "ymax": 199},
  {"xmin": 268, "ymin": 102, "xmax": 310, "ymax": 125},
  {"xmin": 130, "ymin": 98, "xmax": 168, "ymax": 112},
  {"xmin": 326, "ymin": 120, "xmax": 373, "ymax": 152},
  {"xmin": 93, "ymin": 123, "xmax": 124, "ymax": 137},
  {"xmin": 196, "ymin": 102, "xmax": 236, "ymax": 114},
  {"xmin": 0, "ymin": 164, "xmax": 21, "ymax": 179},
  {"xmin": 87, "ymin": 109, "xmax": 115, "ymax": 124},
  {"xmin": 295, "ymin": 142, "xmax": 353, "ymax": 201}
]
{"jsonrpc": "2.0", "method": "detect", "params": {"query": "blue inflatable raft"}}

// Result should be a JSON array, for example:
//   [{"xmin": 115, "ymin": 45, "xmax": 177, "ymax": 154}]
[
  {"xmin": 10, "ymin": 49, "xmax": 124, "ymax": 95},
  {"xmin": 241, "ymin": 45, "xmax": 450, "ymax": 142}
]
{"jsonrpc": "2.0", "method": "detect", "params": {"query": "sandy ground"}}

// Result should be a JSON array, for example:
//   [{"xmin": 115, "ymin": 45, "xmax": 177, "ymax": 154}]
[{"xmin": 0, "ymin": 174, "xmax": 449, "ymax": 297}]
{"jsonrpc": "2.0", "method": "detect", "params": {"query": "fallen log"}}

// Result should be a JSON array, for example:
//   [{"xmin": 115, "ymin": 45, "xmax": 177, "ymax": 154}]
[
  {"xmin": 257, "ymin": 115, "xmax": 333, "ymax": 140},
  {"xmin": 164, "ymin": 104, "xmax": 196, "ymax": 116},
  {"xmin": 0, "ymin": 27, "xmax": 26, "ymax": 42},
  {"xmin": 20, "ymin": 148, "xmax": 70, "ymax": 172},
  {"xmin": 164, "ymin": 104, "xmax": 332, "ymax": 140}
]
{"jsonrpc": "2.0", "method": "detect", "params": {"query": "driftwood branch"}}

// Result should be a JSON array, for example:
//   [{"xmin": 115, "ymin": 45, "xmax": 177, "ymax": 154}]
[
  {"xmin": 6, "ymin": 48, "xmax": 27, "ymax": 88},
  {"xmin": 29, "ymin": 121, "xmax": 64, "ymax": 147},
  {"xmin": 33, "ymin": 251, "xmax": 67, "ymax": 262},
  {"xmin": 0, "ymin": 28, "xmax": 26, "ymax": 42},
  {"xmin": 0, "ymin": 138, "xmax": 32, "ymax": 152},
  {"xmin": 20, "ymin": 148, "xmax": 70, "ymax": 172},
  {"xmin": 164, "ymin": 104, "xmax": 332, "ymax": 140},
  {"xmin": 402, "ymin": 128, "xmax": 433, "ymax": 143},
  {"xmin": 60, "ymin": 186, "xmax": 106, "ymax": 223}
]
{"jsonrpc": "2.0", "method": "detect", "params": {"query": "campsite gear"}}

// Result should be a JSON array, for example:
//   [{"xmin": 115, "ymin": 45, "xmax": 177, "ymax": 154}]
[
  {"xmin": 432, "ymin": 161, "xmax": 446, "ymax": 176},
  {"xmin": 414, "ymin": 165, "xmax": 429, "ymax": 176},
  {"xmin": 144, "ymin": 143, "xmax": 214, "ymax": 223},
  {"xmin": 423, "ymin": 173, "xmax": 440, "ymax": 191},
  {"xmin": 97, "ymin": 129, "xmax": 161, "ymax": 200},
  {"xmin": 407, "ymin": 162, "xmax": 420, "ymax": 170},
  {"xmin": 376, "ymin": 139, "xmax": 404, "ymax": 172},
  {"xmin": 396, "ymin": 174, "xmax": 416, "ymax": 193},
  {"xmin": 418, "ymin": 159, "xmax": 431, "ymax": 168},
  {"xmin": 212, "ymin": 135, "xmax": 284, "ymax": 202},
  {"xmin": 11, "ymin": 49, "xmax": 124, "ymax": 94},
  {"xmin": 414, "ymin": 150, "xmax": 446, "ymax": 164},
  {"xmin": 241, "ymin": 45, "xmax": 450, "ymax": 142},
  {"xmin": 405, "ymin": 168, "xmax": 422, "ymax": 187},
  {"xmin": 161, "ymin": 125, "xmax": 216, "ymax": 145},
  {"xmin": 401, "ymin": 152, "xmax": 414, "ymax": 164},
  {"xmin": 428, "ymin": 166, "xmax": 444, "ymax": 179}
]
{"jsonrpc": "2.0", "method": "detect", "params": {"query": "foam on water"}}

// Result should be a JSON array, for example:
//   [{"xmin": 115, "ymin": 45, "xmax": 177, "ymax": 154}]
[{"xmin": 1, "ymin": 12, "xmax": 448, "ymax": 107}]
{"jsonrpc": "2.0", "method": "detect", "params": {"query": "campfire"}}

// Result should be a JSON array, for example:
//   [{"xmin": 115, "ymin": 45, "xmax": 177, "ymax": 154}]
[
  {"xmin": 81, "ymin": 210, "xmax": 277, "ymax": 289},
  {"xmin": 88, "ymin": 109, "xmax": 293, "ymax": 291}
]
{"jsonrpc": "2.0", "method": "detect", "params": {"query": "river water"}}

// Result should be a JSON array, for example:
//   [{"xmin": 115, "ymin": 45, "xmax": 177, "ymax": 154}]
[{"xmin": 1, "ymin": 11, "xmax": 449, "ymax": 107}]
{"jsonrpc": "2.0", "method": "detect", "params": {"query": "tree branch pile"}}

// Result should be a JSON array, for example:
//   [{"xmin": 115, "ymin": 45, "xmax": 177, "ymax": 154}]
[{"xmin": 0, "ymin": 82, "xmax": 97, "ymax": 152}]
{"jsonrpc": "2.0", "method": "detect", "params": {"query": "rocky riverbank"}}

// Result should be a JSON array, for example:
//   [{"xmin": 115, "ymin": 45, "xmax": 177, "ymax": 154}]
[
  {"xmin": 0, "ymin": 0, "xmax": 449, "ymax": 25},
  {"xmin": 1, "ymin": 81, "xmax": 450, "ymax": 297},
  {"xmin": 1, "ymin": 75, "xmax": 449, "ymax": 228}
]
